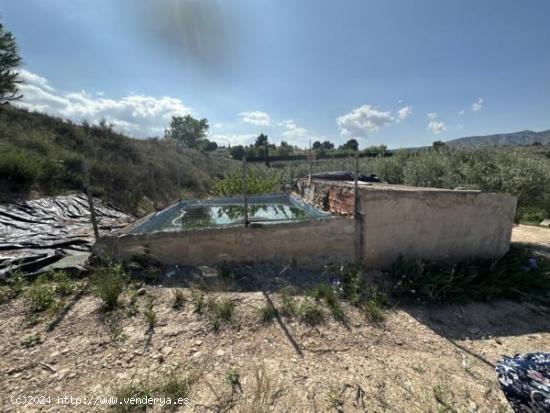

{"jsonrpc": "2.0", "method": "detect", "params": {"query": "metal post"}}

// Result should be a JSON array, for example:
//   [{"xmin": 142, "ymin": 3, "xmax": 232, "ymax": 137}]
[
  {"xmin": 83, "ymin": 163, "xmax": 99, "ymax": 240},
  {"xmin": 243, "ymin": 156, "xmax": 249, "ymax": 227},
  {"xmin": 150, "ymin": 165, "xmax": 158, "ymax": 211},
  {"xmin": 354, "ymin": 151, "xmax": 359, "ymax": 218},
  {"xmin": 308, "ymin": 139, "xmax": 312, "ymax": 185},
  {"xmin": 176, "ymin": 166, "xmax": 182, "ymax": 201}
]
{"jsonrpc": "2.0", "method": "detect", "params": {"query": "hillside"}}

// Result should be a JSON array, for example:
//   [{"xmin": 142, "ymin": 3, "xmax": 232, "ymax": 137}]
[
  {"xmin": 0, "ymin": 105, "xmax": 238, "ymax": 215},
  {"xmin": 446, "ymin": 129, "xmax": 550, "ymax": 147}
]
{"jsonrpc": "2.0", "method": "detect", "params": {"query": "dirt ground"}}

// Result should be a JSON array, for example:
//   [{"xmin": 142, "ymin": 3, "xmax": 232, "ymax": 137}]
[{"xmin": 1, "ymin": 225, "xmax": 549, "ymax": 412}]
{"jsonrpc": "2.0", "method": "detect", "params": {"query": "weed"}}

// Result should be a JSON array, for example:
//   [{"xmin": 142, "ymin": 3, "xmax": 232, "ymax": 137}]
[
  {"xmin": 279, "ymin": 286, "xmax": 298, "ymax": 318},
  {"xmin": 157, "ymin": 372, "xmax": 198, "ymax": 410},
  {"xmin": 331, "ymin": 263, "xmax": 363, "ymax": 306},
  {"xmin": 143, "ymin": 297, "xmax": 157, "ymax": 329},
  {"xmin": 362, "ymin": 299, "xmax": 385, "ymax": 323},
  {"xmin": 207, "ymin": 297, "xmax": 235, "ymax": 328},
  {"xmin": 311, "ymin": 283, "xmax": 345, "ymax": 321},
  {"xmin": 433, "ymin": 385, "xmax": 458, "ymax": 413},
  {"xmin": 172, "ymin": 288, "xmax": 185, "ymax": 310},
  {"xmin": 298, "ymin": 299, "xmax": 324, "ymax": 326},
  {"xmin": 105, "ymin": 314, "xmax": 127, "ymax": 343},
  {"xmin": 242, "ymin": 364, "xmax": 279, "ymax": 413},
  {"xmin": 126, "ymin": 290, "xmax": 139, "ymax": 316},
  {"xmin": 260, "ymin": 302, "xmax": 277, "ymax": 323},
  {"xmin": 90, "ymin": 263, "xmax": 128, "ymax": 310},
  {"xmin": 326, "ymin": 386, "xmax": 344, "ymax": 412},
  {"xmin": 8, "ymin": 270, "xmax": 26, "ymax": 298},
  {"xmin": 225, "ymin": 369, "xmax": 242, "ymax": 394},
  {"xmin": 51, "ymin": 270, "xmax": 75, "ymax": 296},
  {"xmin": 389, "ymin": 245, "xmax": 550, "ymax": 302},
  {"xmin": 21, "ymin": 333, "xmax": 42, "ymax": 348},
  {"xmin": 26, "ymin": 277, "xmax": 56, "ymax": 313},
  {"xmin": 191, "ymin": 289, "xmax": 206, "ymax": 314}
]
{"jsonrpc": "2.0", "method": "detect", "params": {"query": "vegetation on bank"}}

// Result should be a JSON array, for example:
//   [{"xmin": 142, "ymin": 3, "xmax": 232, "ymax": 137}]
[{"xmin": 0, "ymin": 105, "xmax": 238, "ymax": 214}]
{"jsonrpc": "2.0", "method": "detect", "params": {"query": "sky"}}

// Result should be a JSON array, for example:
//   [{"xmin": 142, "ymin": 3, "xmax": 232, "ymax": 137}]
[{"xmin": 1, "ymin": 0, "xmax": 549, "ymax": 149}]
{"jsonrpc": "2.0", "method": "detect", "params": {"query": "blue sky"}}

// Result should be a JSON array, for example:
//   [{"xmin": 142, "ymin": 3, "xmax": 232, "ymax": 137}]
[{"xmin": 2, "ymin": 0, "xmax": 549, "ymax": 148}]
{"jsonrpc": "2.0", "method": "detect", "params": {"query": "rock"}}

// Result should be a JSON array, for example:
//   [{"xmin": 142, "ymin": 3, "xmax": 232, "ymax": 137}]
[
  {"xmin": 495, "ymin": 338, "xmax": 503, "ymax": 345},
  {"xmin": 161, "ymin": 346, "xmax": 173, "ymax": 356},
  {"xmin": 136, "ymin": 288, "xmax": 147, "ymax": 296}
]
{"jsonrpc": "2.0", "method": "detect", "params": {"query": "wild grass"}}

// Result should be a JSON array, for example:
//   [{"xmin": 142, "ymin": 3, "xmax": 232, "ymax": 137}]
[
  {"xmin": 298, "ymin": 298, "xmax": 324, "ymax": 326},
  {"xmin": 241, "ymin": 364, "xmax": 280, "ymax": 413},
  {"xmin": 311, "ymin": 283, "xmax": 345, "ymax": 321},
  {"xmin": 112, "ymin": 370, "xmax": 199, "ymax": 412},
  {"xmin": 191, "ymin": 288, "xmax": 206, "ymax": 314},
  {"xmin": 90, "ymin": 263, "xmax": 128, "ymax": 310},
  {"xmin": 225, "ymin": 369, "xmax": 242, "ymax": 394},
  {"xmin": 277, "ymin": 286, "xmax": 298, "ymax": 318},
  {"xmin": 389, "ymin": 245, "xmax": 550, "ymax": 302},
  {"xmin": 171, "ymin": 288, "xmax": 185, "ymax": 310},
  {"xmin": 260, "ymin": 302, "xmax": 277, "ymax": 323},
  {"xmin": 7, "ymin": 269, "xmax": 26, "ymax": 299},
  {"xmin": 50, "ymin": 270, "xmax": 75, "ymax": 296},
  {"xmin": 206, "ymin": 297, "xmax": 235, "ymax": 330}
]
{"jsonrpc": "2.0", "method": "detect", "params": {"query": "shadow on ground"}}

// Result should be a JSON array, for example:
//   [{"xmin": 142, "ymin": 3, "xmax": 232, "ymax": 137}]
[{"xmin": 404, "ymin": 299, "xmax": 550, "ymax": 342}]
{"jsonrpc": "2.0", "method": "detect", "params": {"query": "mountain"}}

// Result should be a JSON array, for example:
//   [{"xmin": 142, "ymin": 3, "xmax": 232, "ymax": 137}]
[{"xmin": 445, "ymin": 129, "xmax": 550, "ymax": 147}]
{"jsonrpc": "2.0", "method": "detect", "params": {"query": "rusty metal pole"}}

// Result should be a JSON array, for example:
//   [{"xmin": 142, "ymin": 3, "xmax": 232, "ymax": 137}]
[
  {"xmin": 243, "ymin": 156, "xmax": 249, "ymax": 227},
  {"xmin": 83, "ymin": 163, "xmax": 99, "ymax": 240}
]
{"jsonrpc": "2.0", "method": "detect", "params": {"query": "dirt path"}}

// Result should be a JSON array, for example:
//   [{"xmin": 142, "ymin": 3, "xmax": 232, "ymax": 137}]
[
  {"xmin": 2, "ymin": 283, "xmax": 549, "ymax": 412},
  {"xmin": 512, "ymin": 224, "xmax": 550, "ymax": 248}
]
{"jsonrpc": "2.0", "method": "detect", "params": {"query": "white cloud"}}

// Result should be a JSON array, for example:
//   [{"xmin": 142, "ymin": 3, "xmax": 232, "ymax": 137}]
[
  {"xmin": 397, "ymin": 106, "xmax": 412, "ymax": 121},
  {"xmin": 280, "ymin": 120, "xmax": 308, "ymax": 144},
  {"xmin": 213, "ymin": 122, "xmax": 223, "ymax": 129},
  {"xmin": 337, "ymin": 105, "xmax": 395, "ymax": 138},
  {"xmin": 238, "ymin": 110, "xmax": 271, "ymax": 126},
  {"xmin": 472, "ymin": 97, "xmax": 483, "ymax": 112},
  {"xmin": 15, "ymin": 69, "xmax": 191, "ymax": 137},
  {"xmin": 427, "ymin": 120, "xmax": 447, "ymax": 134},
  {"xmin": 427, "ymin": 112, "xmax": 438, "ymax": 120},
  {"xmin": 209, "ymin": 133, "xmax": 257, "ymax": 146},
  {"xmin": 459, "ymin": 109, "xmax": 465, "ymax": 115}
]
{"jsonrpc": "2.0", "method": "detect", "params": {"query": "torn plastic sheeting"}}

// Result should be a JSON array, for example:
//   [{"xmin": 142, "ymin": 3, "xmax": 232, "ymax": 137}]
[{"xmin": 0, "ymin": 193, "xmax": 133, "ymax": 277}]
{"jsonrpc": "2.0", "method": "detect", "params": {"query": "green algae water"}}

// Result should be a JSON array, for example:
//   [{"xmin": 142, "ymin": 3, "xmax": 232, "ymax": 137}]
[
  {"xmin": 130, "ymin": 194, "xmax": 329, "ymax": 234},
  {"xmin": 166, "ymin": 203, "xmax": 308, "ymax": 230}
]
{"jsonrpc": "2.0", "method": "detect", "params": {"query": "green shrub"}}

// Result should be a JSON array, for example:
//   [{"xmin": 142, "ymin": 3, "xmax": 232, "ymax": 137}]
[
  {"xmin": 90, "ymin": 263, "xmax": 128, "ymax": 310},
  {"xmin": 51, "ymin": 270, "xmax": 75, "ymax": 296},
  {"xmin": 21, "ymin": 333, "xmax": 42, "ymax": 348},
  {"xmin": 207, "ymin": 297, "xmax": 235, "ymax": 322},
  {"xmin": 26, "ymin": 276, "xmax": 56, "ymax": 313},
  {"xmin": 214, "ymin": 168, "xmax": 282, "ymax": 196},
  {"xmin": 0, "ymin": 150, "xmax": 41, "ymax": 186},
  {"xmin": 517, "ymin": 207, "xmax": 547, "ymax": 224},
  {"xmin": 7, "ymin": 270, "xmax": 26, "ymax": 298},
  {"xmin": 362, "ymin": 299, "xmax": 385, "ymax": 323},
  {"xmin": 311, "ymin": 283, "xmax": 345, "ymax": 321}
]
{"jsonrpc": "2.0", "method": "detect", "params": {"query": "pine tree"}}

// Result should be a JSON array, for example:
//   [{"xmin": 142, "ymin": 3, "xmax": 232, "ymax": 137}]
[{"xmin": 0, "ymin": 22, "xmax": 22, "ymax": 103}]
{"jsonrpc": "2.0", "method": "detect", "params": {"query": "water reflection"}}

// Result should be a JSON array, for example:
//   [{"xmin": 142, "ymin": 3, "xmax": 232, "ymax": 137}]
[{"xmin": 169, "ymin": 203, "xmax": 309, "ymax": 230}]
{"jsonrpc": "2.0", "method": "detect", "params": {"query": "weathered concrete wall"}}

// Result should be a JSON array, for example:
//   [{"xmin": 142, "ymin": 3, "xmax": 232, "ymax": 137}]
[
  {"xmin": 95, "ymin": 218, "xmax": 357, "ymax": 269},
  {"xmin": 295, "ymin": 180, "xmax": 517, "ymax": 269},
  {"xmin": 359, "ymin": 187, "xmax": 517, "ymax": 268}
]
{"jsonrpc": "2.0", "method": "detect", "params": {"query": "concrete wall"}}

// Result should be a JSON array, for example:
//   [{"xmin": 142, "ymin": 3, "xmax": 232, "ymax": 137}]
[
  {"xmin": 358, "ymin": 186, "xmax": 516, "ymax": 268},
  {"xmin": 295, "ymin": 180, "xmax": 517, "ymax": 269},
  {"xmin": 95, "ymin": 217, "xmax": 357, "ymax": 269}
]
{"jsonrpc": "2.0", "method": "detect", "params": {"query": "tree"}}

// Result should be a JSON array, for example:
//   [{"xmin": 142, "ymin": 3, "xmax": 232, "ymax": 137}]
[
  {"xmin": 200, "ymin": 139, "xmax": 218, "ymax": 152},
  {"xmin": 164, "ymin": 115, "xmax": 209, "ymax": 149},
  {"xmin": 340, "ymin": 139, "xmax": 359, "ymax": 151},
  {"xmin": 312, "ymin": 141, "xmax": 322, "ymax": 150},
  {"xmin": 254, "ymin": 134, "xmax": 268, "ymax": 147},
  {"xmin": 0, "ymin": 23, "xmax": 22, "ymax": 103},
  {"xmin": 321, "ymin": 140, "xmax": 335, "ymax": 150},
  {"xmin": 432, "ymin": 140, "xmax": 446, "ymax": 150},
  {"xmin": 229, "ymin": 145, "xmax": 245, "ymax": 160}
]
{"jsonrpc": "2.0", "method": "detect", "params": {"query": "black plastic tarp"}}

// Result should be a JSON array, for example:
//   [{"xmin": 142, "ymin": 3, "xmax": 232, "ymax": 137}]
[{"xmin": 0, "ymin": 193, "xmax": 133, "ymax": 278}]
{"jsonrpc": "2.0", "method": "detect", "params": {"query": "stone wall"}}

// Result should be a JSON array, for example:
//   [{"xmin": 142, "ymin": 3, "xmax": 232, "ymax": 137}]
[{"xmin": 95, "ymin": 217, "xmax": 357, "ymax": 269}]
